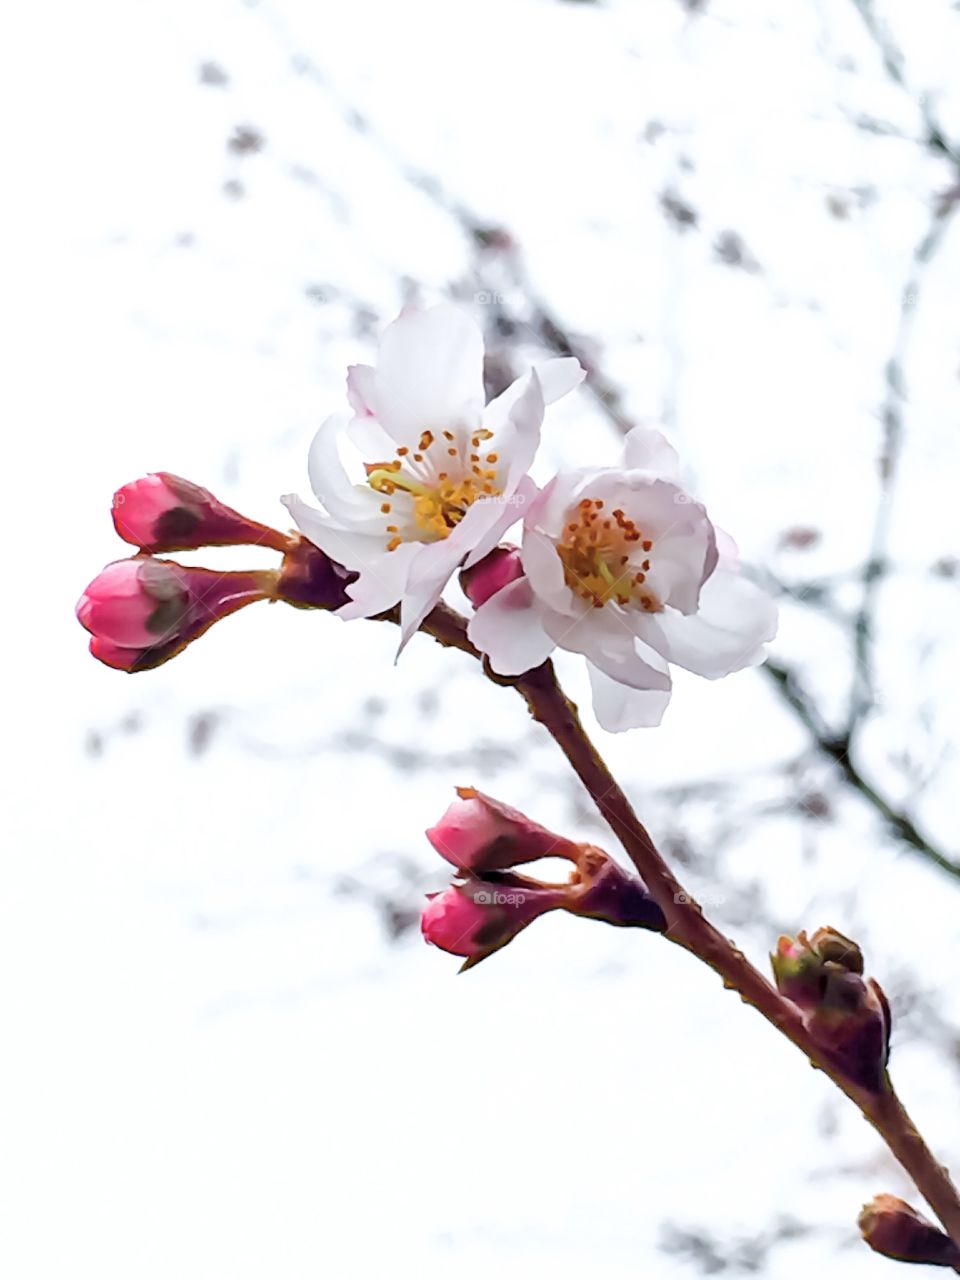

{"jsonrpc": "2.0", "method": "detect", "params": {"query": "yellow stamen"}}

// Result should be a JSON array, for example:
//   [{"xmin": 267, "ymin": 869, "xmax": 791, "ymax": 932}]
[
  {"xmin": 556, "ymin": 496, "xmax": 662, "ymax": 612},
  {"xmin": 366, "ymin": 431, "xmax": 504, "ymax": 549},
  {"xmin": 367, "ymin": 468, "xmax": 429, "ymax": 497}
]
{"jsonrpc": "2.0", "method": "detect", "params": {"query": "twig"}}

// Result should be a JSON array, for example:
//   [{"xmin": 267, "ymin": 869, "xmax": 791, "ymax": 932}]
[
  {"xmin": 255, "ymin": 0, "xmax": 960, "ymax": 885},
  {"xmin": 406, "ymin": 601, "xmax": 960, "ymax": 1245},
  {"xmin": 763, "ymin": 658, "xmax": 960, "ymax": 878},
  {"xmin": 847, "ymin": 188, "xmax": 960, "ymax": 729},
  {"xmin": 848, "ymin": 0, "xmax": 960, "ymax": 165}
]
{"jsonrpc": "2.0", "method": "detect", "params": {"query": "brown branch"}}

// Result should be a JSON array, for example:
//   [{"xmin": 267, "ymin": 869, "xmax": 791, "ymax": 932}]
[
  {"xmin": 408, "ymin": 601, "xmax": 960, "ymax": 1247},
  {"xmin": 256, "ymin": 0, "xmax": 960, "ymax": 885}
]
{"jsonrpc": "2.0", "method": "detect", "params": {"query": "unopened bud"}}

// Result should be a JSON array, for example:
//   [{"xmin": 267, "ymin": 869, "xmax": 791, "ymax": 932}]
[
  {"xmin": 426, "ymin": 786, "xmax": 580, "ymax": 873},
  {"xmin": 811, "ymin": 974, "xmax": 891, "ymax": 1092},
  {"xmin": 859, "ymin": 1194, "xmax": 960, "ymax": 1268},
  {"xmin": 421, "ymin": 876, "xmax": 568, "ymax": 971},
  {"xmin": 772, "ymin": 926, "xmax": 890, "ymax": 1091},
  {"xmin": 76, "ymin": 557, "xmax": 275, "ymax": 671},
  {"xmin": 459, "ymin": 545, "xmax": 524, "ymax": 608},
  {"xmin": 771, "ymin": 933, "xmax": 823, "ymax": 1010},
  {"xmin": 809, "ymin": 926, "xmax": 863, "ymax": 974},
  {"xmin": 112, "ymin": 473, "xmax": 291, "ymax": 554}
]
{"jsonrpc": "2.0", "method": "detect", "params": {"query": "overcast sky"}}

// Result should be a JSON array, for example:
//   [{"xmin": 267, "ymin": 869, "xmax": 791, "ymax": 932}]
[{"xmin": 4, "ymin": 1, "xmax": 960, "ymax": 1276}]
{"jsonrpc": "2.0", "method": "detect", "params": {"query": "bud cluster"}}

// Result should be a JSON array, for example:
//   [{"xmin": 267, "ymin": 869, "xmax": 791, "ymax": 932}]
[
  {"xmin": 77, "ymin": 474, "xmax": 354, "ymax": 671},
  {"xmin": 421, "ymin": 787, "xmax": 666, "ymax": 970},
  {"xmin": 771, "ymin": 927, "xmax": 891, "ymax": 1092}
]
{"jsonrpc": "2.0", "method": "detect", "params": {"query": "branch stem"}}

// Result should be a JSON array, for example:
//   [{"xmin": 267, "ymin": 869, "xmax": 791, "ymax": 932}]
[{"xmin": 416, "ymin": 602, "xmax": 960, "ymax": 1246}]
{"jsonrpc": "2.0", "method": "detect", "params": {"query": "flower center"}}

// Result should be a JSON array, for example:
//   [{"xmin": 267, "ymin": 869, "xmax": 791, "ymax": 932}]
[
  {"xmin": 557, "ymin": 497, "xmax": 662, "ymax": 611},
  {"xmin": 366, "ymin": 428, "xmax": 503, "ymax": 550}
]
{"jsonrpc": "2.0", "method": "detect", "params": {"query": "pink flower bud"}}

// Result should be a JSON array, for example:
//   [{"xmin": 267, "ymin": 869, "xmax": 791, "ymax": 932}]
[
  {"xmin": 421, "ymin": 877, "xmax": 567, "ymax": 971},
  {"xmin": 426, "ymin": 786, "xmax": 580, "ymax": 873},
  {"xmin": 112, "ymin": 473, "xmax": 292, "ymax": 554},
  {"xmin": 459, "ymin": 545, "xmax": 524, "ymax": 608},
  {"xmin": 76, "ymin": 557, "xmax": 276, "ymax": 671},
  {"xmin": 859, "ymin": 1194, "xmax": 960, "ymax": 1268},
  {"xmin": 76, "ymin": 559, "xmax": 165, "ymax": 648},
  {"xmin": 808, "ymin": 925, "xmax": 864, "ymax": 973}
]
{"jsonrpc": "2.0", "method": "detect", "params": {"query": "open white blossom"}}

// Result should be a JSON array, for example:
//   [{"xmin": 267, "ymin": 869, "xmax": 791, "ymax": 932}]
[
  {"xmin": 468, "ymin": 425, "xmax": 778, "ymax": 732},
  {"xmin": 282, "ymin": 304, "xmax": 585, "ymax": 644}
]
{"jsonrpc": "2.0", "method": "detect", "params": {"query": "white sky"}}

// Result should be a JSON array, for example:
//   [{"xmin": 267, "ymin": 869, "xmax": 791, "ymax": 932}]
[{"xmin": 3, "ymin": 1, "xmax": 960, "ymax": 1276}]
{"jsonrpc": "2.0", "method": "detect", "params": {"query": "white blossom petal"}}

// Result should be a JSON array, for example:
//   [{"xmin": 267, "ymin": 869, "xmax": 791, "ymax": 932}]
[
  {"xmin": 638, "ymin": 567, "xmax": 778, "ymax": 678},
  {"xmin": 540, "ymin": 605, "xmax": 672, "ymax": 693},
  {"xmin": 483, "ymin": 357, "xmax": 584, "ymax": 436},
  {"xmin": 486, "ymin": 371, "xmax": 545, "ymax": 493},
  {"xmin": 282, "ymin": 494, "xmax": 386, "ymax": 575},
  {"xmin": 588, "ymin": 662, "xmax": 672, "ymax": 732},
  {"xmin": 622, "ymin": 425, "xmax": 681, "ymax": 480},
  {"xmin": 373, "ymin": 304, "xmax": 485, "ymax": 441},
  {"xmin": 337, "ymin": 542, "xmax": 421, "ymax": 620},
  {"xmin": 397, "ymin": 493, "xmax": 513, "ymax": 647},
  {"xmin": 345, "ymin": 412, "xmax": 396, "ymax": 459},
  {"xmin": 522, "ymin": 531, "xmax": 575, "ymax": 615},
  {"xmin": 283, "ymin": 492, "xmax": 419, "ymax": 622},
  {"xmin": 463, "ymin": 474, "xmax": 537, "ymax": 571},
  {"xmin": 346, "ymin": 364, "xmax": 377, "ymax": 417},
  {"xmin": 536, "ymin": 356, "xmax": 587, "ymax": 404},
  {"xmin": 528, "ymin": 468, "xmax": 597, "ymax": 538},
  {"xmin": 467, "ymin": 577, "xmax": 555, "ymax": 676},
  {"xmin": 306, "ymin": 414, "xmax": 384, "ymax": 530}
]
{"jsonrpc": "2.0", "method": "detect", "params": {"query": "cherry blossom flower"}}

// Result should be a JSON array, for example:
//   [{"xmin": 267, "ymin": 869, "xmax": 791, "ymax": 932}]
[
  {"xmin": 467, "ymin": 425, "xmax": 777, "ymax": 732},
  {"xmin": 281, "ymin": 303, "xmax": 584, "ymax": 645}
]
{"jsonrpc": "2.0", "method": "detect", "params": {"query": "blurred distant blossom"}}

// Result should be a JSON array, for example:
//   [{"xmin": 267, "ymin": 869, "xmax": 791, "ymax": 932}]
[{"xmin": 281, "ymin": 303, "xmax": 584, "ymax": 646}]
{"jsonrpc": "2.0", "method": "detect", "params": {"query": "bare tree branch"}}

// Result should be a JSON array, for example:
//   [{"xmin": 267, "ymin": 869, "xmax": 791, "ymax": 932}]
[{"xmin": 763, "ymin": 659, "xmax": 960, "ymax": 879}]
